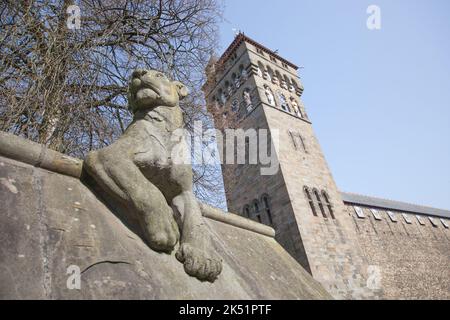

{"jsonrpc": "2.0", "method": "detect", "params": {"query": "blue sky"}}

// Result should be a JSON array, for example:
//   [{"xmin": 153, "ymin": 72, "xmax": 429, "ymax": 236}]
[{"xmin": 217, "ymin": 0, "xmax": 450, "ymax": 210}]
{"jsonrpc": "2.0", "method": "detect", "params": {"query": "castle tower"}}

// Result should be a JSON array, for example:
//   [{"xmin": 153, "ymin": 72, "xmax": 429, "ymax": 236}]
[{"xmin": 203, "ymin": 34, "xmax": 378, "ymax": 299}]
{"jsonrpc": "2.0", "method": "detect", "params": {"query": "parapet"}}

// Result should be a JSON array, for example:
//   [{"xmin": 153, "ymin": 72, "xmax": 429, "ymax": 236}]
[{"xmin": 0, "ymin": 131, "xmax": 330, "ymax": 299}]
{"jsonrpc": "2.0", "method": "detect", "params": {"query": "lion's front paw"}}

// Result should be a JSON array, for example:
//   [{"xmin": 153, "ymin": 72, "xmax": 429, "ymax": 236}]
[
  {"xmin": 143, "ymin": 212, "xmax": 180, "ymax": 253},
  {"xmin": 176, "ymin": 243, "xmax": 222, "ymax": 282}
]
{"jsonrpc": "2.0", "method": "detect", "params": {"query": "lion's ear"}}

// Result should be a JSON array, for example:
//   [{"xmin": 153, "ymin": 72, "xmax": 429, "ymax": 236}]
[{"xmin": 173, "ymin": 81, "xmax": 189, "ymax": 100}]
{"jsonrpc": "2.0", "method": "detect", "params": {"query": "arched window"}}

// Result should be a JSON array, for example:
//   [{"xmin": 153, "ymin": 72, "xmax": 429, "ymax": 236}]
[
  {"xmin": 253, "ymin": 200, "xmax": 262, "ymax": 223},
  {"xmin": 304, "ymin": 186, "xmax": 317, "ymax": 216},
  {"xmin": 233, "ymin": 72, "xmax": 241, "ymax": 88},
  {"xmin": 243, "ymin": 205, "xmax": 250, "ymax": 218},
  {"xmin": 278, "ymin": 92, "xmax": 289, "ymax": 111},
  {"xmin": 231, "ymin": 100, "xmax": 239, "ymax": 113},
  {"xmin": 288, "ymin": 130, "xmax": 307, "ymax": 153},
  {"xmin": 288, "ymin": 79, "xmax": 296, "ymax": 93},
  {"xmin": 313, "ymin": 189, "xmax": 327, "ymax": 218},
  {"xmin": 321, "ymin": 191, "xmax": 335, "ymax": 219},
  {"xmin": 218, "ymin": 88, "xmax": 226, "ymax": 104},
  {"xmin": 272, "ymin": 70, "xmax": 281, "ymax": 86},
  {"xmin": 266, "ymin": 66, "xmax": 274, "ymax": 81},
  {"xmin": 243, "ymin": 88, "xmax": 253, "ymax": 112},
  {"xmin": 290, "ymin": 78, "xmax": 298, "ymax": 90},
  {"xmin": 211, "ymin": 96, "xmax": 219, "ymax": 109},
  {"xmin": 239, "ymin": 65, "xmax": 247, "ymax": 81},
  {"xmin": 261, "ymin": 194, "xmax": 273, "ymax": 225},
  {"xmin": 290, "ymin": 97, "xmax": 302, "ymax": 118},
  {"xmin": 264, "ymin": 85, "xmax": 276, "ymax": 106},
  {"xmin": 257, "ymin": 61, "xmax": 264, "ymax": 77},
  {"xmin": 225, "ymin": 81, "xmax": 232, "ymax": 97}
]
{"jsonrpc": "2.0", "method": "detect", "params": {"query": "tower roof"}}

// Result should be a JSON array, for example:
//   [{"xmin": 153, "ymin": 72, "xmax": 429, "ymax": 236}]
[{"xmin": 217, "ymin": 33, "xmax": 299, "ymax": 70}]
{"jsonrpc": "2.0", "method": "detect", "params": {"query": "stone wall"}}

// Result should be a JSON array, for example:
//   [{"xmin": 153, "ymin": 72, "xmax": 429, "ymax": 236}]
[
  {"xmin": 0, "ymin": 148, "xmax": 331, "ymax": 299},
  {"xmin": 345, "ymin": 204, "xmax": 450, "ymax": 299}
]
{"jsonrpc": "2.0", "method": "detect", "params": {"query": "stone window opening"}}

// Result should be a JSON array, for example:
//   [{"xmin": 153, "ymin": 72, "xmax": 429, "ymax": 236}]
[
  {"xmin": 290, "ymin": 97, "xmax": 302, "ymax": 118},
  {"xmin": 370, "ymin": 209, "xmax": 382, "ymax": 221},
  {"xmin": 225, "ymin": 81, "xmax": 233, "ymax": 97},
  {"xmin": 354, "ymin": 206, "xmax": 366, "ymax": 219},
  {"xmin": 232, "ymin": 73, "xmax": 241, "ymax": 90},
  {"xmin": 321, "ymin": 191, "xmax": 335, "ymax": 219},
  {"xmin": 402, "ymin": 213, "xmax": 412, "ymax": 224},
  {"xmin": 218, "ymin": 88, "xmax": 226, "ymax": 105},
  {"xmin": 387, "ymin": 211, "xmax": 398, "ymax": 222},
  {"xmin": 290, "ymin": 77, "xmax": 298, "ymax": 89},
  {"xmin": 281, "ymin": 75, "xmax": 290, "ymax": 90},
  {"xmin": 313, "ymin": 189, "xmax": 327, "ymax": 218},
  {"xmin": 261, "ymin": 194, "xmax": 273, "ymax": 225},
  {"xmin": 253, "ymin": 200, "xmax": 262, "ymax": 223},
  {"xmin": 243, "ymin": 205, "xmax": 250, "ymax": 218},
  {"xmin": 243, "ymin": 88, "xmax": 253, "ymax": 112},
  {"xmin": 428, "ymin": 217, "xmax": 438, "ymax": 227},
  {"xmin": 288, "ymin": 130, "xmax": 307, "ymax": 153},
  {"xmin": 264, "ymin": 85, "xmax": 276, "ymax": 106},
  {"xmin": 304, "ymin": 186, "xmax": 317, "ymax": 217},
  {"xmin": 274, "ymin": 71, "xmax": 282, "ymax": 86},
  {"xmin": 267, "ymin": 66, "xmax": 274, "ymax": 82},
  {"xmin": 278, "ymin": 92, "xmax": 289, "ymax": 112},
  {"xmin": 239, "ymin": 65, "xmax": 248, "ymax": 83},
  {"xmin": 231, "ymin": 100, "xmax": 239, "ymax": 113},
  {"xmin": 416, "ymin": 215, "xmax": 425, "ymax": 225},
  {"xmin": 257, "ymin": 61, "xmax": 264, "ymax": 77}
]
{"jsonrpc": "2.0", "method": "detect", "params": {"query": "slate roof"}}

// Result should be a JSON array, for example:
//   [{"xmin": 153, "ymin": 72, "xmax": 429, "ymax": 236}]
[{"xmin": 341, "ymin": 192, "xmax": 450, "ymax": 219}]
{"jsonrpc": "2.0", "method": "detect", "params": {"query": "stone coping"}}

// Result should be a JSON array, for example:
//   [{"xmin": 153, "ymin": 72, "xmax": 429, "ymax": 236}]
[{"xmin": 0, "ymin": 131, "xmax": 275, "ymax": 238}]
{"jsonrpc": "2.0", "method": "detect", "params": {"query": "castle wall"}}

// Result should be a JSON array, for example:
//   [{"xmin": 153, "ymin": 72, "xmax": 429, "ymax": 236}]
[
  {"xmin": 0, "ymin": 152, "xmax": 331, "ymax": 300},
  {"xmin": 345, "ymin": 204, "xmax": 450, "ymax": 299}
]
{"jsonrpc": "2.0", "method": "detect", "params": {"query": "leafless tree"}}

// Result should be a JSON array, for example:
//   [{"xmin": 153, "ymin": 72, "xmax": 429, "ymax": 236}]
[{"xmin": 0, "ymin": 0, "xmax": 226, "ymax": 207}]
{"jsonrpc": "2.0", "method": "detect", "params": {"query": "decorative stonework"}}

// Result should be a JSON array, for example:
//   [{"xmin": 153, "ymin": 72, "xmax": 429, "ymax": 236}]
[{"xmin": 84, "ymin": 69, "xmax": 222, "ymax": 282}]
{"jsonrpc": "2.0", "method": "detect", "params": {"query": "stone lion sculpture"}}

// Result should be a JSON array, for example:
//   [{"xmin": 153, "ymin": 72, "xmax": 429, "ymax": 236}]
[{"xmin": 84, "ymin": 69, "xmax": 222, "ymax": 282}]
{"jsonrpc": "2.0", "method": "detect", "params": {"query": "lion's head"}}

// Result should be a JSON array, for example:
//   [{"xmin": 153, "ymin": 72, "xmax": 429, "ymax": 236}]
[{"xmin": 127, "ymin": 69, "xmax": 189, "ymax": 113}]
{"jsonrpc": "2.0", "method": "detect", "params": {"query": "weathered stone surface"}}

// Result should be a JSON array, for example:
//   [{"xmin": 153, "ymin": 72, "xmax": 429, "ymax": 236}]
[
  {"xmin": 0, "ymin": 155, "xmax": 331, "ymax": 299},
  {"xmin": 84, "ymin": 69, "xmax": 222, "ymax": 282},
  {"xmin": 345, "ymin": 204, "xmax": 450, "ymax": 299}
]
